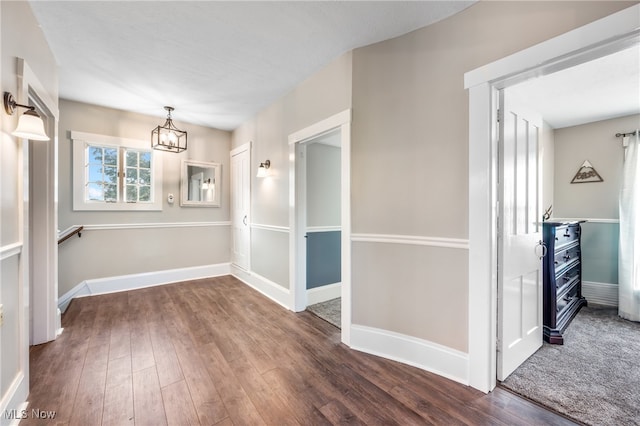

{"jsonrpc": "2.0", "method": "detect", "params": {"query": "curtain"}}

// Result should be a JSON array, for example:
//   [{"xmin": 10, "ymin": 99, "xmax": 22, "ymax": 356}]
[{"xmin": 619, "ymin": 131, "xmax": 640, "ymax": 321}]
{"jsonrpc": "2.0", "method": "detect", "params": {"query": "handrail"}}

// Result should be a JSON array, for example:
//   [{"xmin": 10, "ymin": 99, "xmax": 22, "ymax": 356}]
[{"xmin": 58, "ymin": 226, "xmax": 83, "ymax": 245}]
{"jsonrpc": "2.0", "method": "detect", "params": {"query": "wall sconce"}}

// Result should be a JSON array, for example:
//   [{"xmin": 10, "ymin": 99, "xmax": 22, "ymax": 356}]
[
  {"xmin": 3, "ymin": 92, "xmax": 50, "ymax": 141},
  {"xmin": 202, "ymin": 178, "xmax": 215, "ymax": 202},
  {"xmin": 151, "ymin": 106, "xmax": 187, "ymax": 153},
  {"xmin": 257, "ymin": 159, "xmax": 270, "ymax": 177}
]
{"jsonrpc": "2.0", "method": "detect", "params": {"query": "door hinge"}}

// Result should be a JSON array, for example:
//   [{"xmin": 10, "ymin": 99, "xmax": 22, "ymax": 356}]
[{"xmin": 497, "ymin": 108, "xmax": 500, "ymax": 123}]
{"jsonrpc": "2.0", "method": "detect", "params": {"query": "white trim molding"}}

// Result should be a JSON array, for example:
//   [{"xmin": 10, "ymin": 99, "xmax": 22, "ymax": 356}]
[
  {"xmin": 1, "ymin": 242, "xmax": 23, "ymax": 261},
  {"xmin": 288, "ymin": 110, "xmax": 352, "ymax": 145},
  {"xmin": 230, "ymin": 264, "xmax": 291, "ymax": 310},
  {"xmin": 59, "ymin": 221, "xmax": 230, "ymax": 235},
  {"xmin": 351, "ymin": 233, "xmax": 469, "ymax": 250},
  {"xmin": 0, "ymin": 373, "xmax": 27, "ymax": 426},
  {"xmin": 287, "ymin": 108, "xmax": 352, "ymax": 346},
  {"xmin": 58, "ymin": 263, "xmax": 231, "ymax": 312},
  {"xmin": 583, "ymin": 281, "xmax": 618, "ymax": 307},
  {"xmin": 465, "ymin": 4, "xmax": 640, "ymax": 393},
  {"xmin": 550, "ymin": 218, "xmax": 619, "ymax": 224},
  {"xmin": 307, "ymin": 226, "xmax": 342, "ymax": 233},
  {"xmin": 251, "ymin": 223, "xmax": 290, "ymax": 233},
  {"xmin": 307, "ymin": 282, "xmax": 342, "ymax": 305},
  {"xmin": 351, "ymin": 325, "xmax": 469, "ymax": 386}
]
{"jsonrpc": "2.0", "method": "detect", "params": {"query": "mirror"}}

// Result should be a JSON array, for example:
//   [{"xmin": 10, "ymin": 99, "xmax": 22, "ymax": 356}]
[{"xmin": 181, "ymin": 159, "xmax": 221, "ymax": 207}]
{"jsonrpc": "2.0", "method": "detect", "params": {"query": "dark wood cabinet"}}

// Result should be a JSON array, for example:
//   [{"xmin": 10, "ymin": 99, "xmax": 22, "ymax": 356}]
[{"xmin": 543, "ymin": 221, "xmax": 588, "ymax": 344}]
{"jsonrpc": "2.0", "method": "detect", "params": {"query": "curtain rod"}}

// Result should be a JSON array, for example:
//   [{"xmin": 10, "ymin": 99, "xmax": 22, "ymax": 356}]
[{"xmin": 616, "ymin": 130, "xmax": 637, "ymax": 137}]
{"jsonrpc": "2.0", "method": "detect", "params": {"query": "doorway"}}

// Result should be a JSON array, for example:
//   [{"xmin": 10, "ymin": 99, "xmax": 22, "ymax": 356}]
[
  {"xmin": 495, "ymin": 45, "xmax": 639, "ymax": 424},
  {"xmin": 288, "ymin": 109, "xmax": 352, "ymax": 345},
  {"xmin": 230, "ymin": 143, "xmax": 251, "ymax": 271},
  {"xmin": 299, "ymin": 130, "xmax": 342, "ymax": 328},
  {"xmin": 16, "ymin": 59, "xmax": 61, "ymax": 347},
  {"xmin": 465, "ymin": 4, "xmax": 640, "ymax": 393}
]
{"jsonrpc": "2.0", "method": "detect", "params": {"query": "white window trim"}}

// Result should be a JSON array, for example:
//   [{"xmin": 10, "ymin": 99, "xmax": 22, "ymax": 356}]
[{"xmin": 72, "ymin": 131, "xmax": 163, "ymax": 211}]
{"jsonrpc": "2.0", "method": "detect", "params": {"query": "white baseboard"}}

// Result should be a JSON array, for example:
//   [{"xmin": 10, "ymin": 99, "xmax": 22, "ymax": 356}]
[
  {"xmin": 230, "ymin": 264, "xmax": 291, "ymax": 310},
  {"xmin": 58, "ymin": 263, "xmax": 231, "ymax": 312},
  {"xmin": 0, "ymin": 373, "xmax": 27, "ymax": 426},
  {"xmin": 350, "ymin": 324, "xmax": 469, "ymax": 386},
  {"xmin": 583, "ymin": 281, "xmax": 618, "ymax": 307},
  {"xmin": 307, "ymin": 282, "xmax": 341, "ymax": 305}
]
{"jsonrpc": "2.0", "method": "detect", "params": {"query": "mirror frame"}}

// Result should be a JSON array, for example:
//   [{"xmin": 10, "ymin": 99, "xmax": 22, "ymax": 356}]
[{"xmin": 180, "ymin": 159, "xmax": 221, "ymax": 207}]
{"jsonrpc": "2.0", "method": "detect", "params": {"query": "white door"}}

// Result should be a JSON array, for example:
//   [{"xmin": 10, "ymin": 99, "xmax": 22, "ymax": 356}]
[
  {"xmin": 190, "ymin": 171, "xmax": 203, "ymax": 201},
  {"xmin": 497, "ymin": 88, "xmax": 544, "ymax": 381},
  {"xmin": 230, "ymin": 145, "xmax": 250, "ymax": 270}
]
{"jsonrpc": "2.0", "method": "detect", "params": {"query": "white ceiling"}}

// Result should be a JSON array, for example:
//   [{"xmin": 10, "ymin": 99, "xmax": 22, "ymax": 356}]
[
  {"xmin": 508, "ymin": 45, "xmax": 640, "ymax": 129},
  {"xmin": 29, "ymin": 1, "xmax": 476, "ymax": 131}
]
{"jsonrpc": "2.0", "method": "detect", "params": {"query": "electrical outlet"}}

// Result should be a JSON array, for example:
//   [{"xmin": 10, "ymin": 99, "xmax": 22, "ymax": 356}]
[{"xmin": 0, "ymin": 304, "xmax": 3, "ymax": 327}]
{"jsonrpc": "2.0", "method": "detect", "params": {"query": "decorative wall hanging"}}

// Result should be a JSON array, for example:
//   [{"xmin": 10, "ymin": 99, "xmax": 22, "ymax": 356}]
[{"xmin": 570, "ymin": 160, "xmax": 603, "ymax": 184}]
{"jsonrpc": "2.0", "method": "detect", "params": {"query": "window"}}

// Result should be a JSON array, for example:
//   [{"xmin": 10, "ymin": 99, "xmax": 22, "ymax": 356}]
[{"xmin": 72, "ymin": 131, "xmax": 163, "ymax": 211}]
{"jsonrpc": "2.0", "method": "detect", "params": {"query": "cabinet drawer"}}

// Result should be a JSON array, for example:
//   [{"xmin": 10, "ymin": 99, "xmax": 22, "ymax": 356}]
[
  {"xmin": 554, "ymin": 225, "xmax": 580, "ymax": 249},
  {"xmin": 556, "ymin": 283, "xmax": 579, "ymax": 315},
  {"xmin": 556, "ymin": 264, "xmax": 580, "ymax": 293},
  {"xmin": 553, "ymin": 245, "xmax": 581, "ymax": 273}
]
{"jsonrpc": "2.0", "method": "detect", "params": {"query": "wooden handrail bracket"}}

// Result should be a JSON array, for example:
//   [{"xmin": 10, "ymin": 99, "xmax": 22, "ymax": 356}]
[{"xmin": 58, "ymin": 225, "xmax": 84, "ymax": 245}]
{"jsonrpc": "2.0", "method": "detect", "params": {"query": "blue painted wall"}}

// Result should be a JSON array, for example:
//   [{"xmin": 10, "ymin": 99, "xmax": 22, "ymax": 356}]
[{"xmin": 306, "ymin": 231, "xmax": 341, "ymax": 289}]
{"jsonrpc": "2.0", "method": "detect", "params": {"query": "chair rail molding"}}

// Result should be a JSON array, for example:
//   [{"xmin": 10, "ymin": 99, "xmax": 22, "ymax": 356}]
[
  {"xmin": 351, "ymin": 233, "xmax": 469, "ymax": 250},
  {"xmin": 1, "ymin": 242, "xmax": 23, "ymax": 260}
]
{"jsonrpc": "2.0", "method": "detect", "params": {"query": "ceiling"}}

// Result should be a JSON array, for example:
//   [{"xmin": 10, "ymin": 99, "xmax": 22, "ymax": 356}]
[
  {"xmin": 28, "ymin": 2, "xmax": 640, "ymax": 132},
  {"xmin": 29, "ymin": 1, "xmax": 476, "ymax": 131},
  {"xmin": 508, "ymin": 45, "xmax": 640, "ymax": 129}
]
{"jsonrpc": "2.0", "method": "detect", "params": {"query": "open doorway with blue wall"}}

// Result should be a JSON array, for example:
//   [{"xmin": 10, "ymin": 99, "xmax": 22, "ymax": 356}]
[{"xmin": 304, "ymin": 130, "xmax": 342, "ymax": 327}]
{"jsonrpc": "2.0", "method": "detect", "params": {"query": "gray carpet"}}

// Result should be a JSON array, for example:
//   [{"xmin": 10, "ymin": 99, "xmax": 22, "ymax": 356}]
[
  {"xmin": 307, "ymin": 297, "xmax": 341, "ymax": 328},
  {"xmin": 501, "ymin": 305, "xmax": 640, "ymax": 426}
]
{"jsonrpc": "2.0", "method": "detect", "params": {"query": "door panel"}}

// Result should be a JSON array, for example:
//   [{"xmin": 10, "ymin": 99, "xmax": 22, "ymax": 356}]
[
  {"xmin": 497, "ymin": 89, "xmax": 543, "ymax": 381},
  {"xmin": 231, "ymin": 146, "xmax": 250, "ymax": 270}
]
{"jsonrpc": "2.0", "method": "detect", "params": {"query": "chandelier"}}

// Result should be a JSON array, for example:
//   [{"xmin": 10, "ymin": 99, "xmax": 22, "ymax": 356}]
[{"xmin": 151, "ymin": 106, "xmax": 187, "ymax": 153}]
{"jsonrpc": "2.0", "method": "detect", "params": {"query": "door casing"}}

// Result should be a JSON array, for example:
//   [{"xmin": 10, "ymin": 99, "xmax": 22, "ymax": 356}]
[
  {"xmin": 465, "ymin": 5, "xmax": 640, "ymax": 392},
  {"xmin": 288, "ymin": 109, "xmax": 352, "ymax": 345}
]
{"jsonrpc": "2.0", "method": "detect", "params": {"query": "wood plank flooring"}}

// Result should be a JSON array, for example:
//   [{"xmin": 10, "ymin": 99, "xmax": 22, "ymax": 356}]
[{"xmin": 23, "ymin": 276, "xmax": 575, "ymax": 425}]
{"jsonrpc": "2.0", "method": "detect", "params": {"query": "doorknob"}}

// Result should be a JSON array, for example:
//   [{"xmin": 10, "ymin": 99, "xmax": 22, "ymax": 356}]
[
  {"xmin": 534, "ymin": 240, "xmax": 547, "ymax": 259},
  {"xmin": 243, "ymin": 215, "xmax": 247, "ymax": 226}
]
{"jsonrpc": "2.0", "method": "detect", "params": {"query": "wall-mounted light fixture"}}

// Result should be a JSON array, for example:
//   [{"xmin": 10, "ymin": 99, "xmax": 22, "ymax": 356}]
[
  {"xmin": 202, "ymin": 178, "xmax": 215, "ymax": 202},
  {"xmin": 151, "ymin": 106, "xmax": 187, "ymax": 153},
  {"xmin": 257, "ymin": 159, "xmax": 270, "ymax": 177},
  {"xmin": 3, "ymin": 92, "xmax": 50, "ymax": 141}
]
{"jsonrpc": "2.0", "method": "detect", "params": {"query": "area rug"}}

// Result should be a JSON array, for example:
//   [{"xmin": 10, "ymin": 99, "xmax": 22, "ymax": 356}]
[
  {"xmin": 500, "ymin": 305, "xmax": 640, "ymax": 426},
  {"xmin": 307, "ymin": 297, "xmax": 341, "ymax": 328}
]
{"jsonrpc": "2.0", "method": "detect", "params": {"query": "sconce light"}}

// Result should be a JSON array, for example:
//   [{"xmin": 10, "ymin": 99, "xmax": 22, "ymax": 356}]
[
  {"xmin": 202, "ymin": 178, "xmax": 215, "ymax": 202},
  {"xmin": 151, "ymin": 106, "xmax": 187, "ymax": 153},
  {"xmin": 257, "ymin": 159, "xmax": 270, "ymax": 177},
  {"xmin": 3, "ymin": 92, "xmax": 50, "ymax": 141}
]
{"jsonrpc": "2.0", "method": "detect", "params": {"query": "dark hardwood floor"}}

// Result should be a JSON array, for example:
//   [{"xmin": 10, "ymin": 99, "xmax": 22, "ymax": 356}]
[{"xmin": 23, "ymin": 275, "xmax": 575, "ymax": 425}]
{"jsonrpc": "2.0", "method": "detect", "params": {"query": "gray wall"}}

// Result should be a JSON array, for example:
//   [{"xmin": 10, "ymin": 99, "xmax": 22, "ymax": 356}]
[
  {"xmin": 232, "ymin": 51, "xmax": 352, "ymax": 288},
  {"xmin": 58, "ymin": 99, "xmax": 232, "ymax": 295},
  {"xmin": 350, "ymin": 1, "xmax": 633, "ymax": 352},
  {"xmin": 307, "ymin": 142, "xmax": 341, "ymax": 227},
  {"xmin": 231, "ymin": 1, "xmax": 632, "ymax": 354},
  {"xmin": 306, "ymin": 142, "xmax": 341, "ymax": 289},
  {"xmin": 553, "ymin": 113, "xmax": 639, "ymax": 285},
  {"xmin": 1, "ymin": 0, "xmax": 58, "ymax": 413}
]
